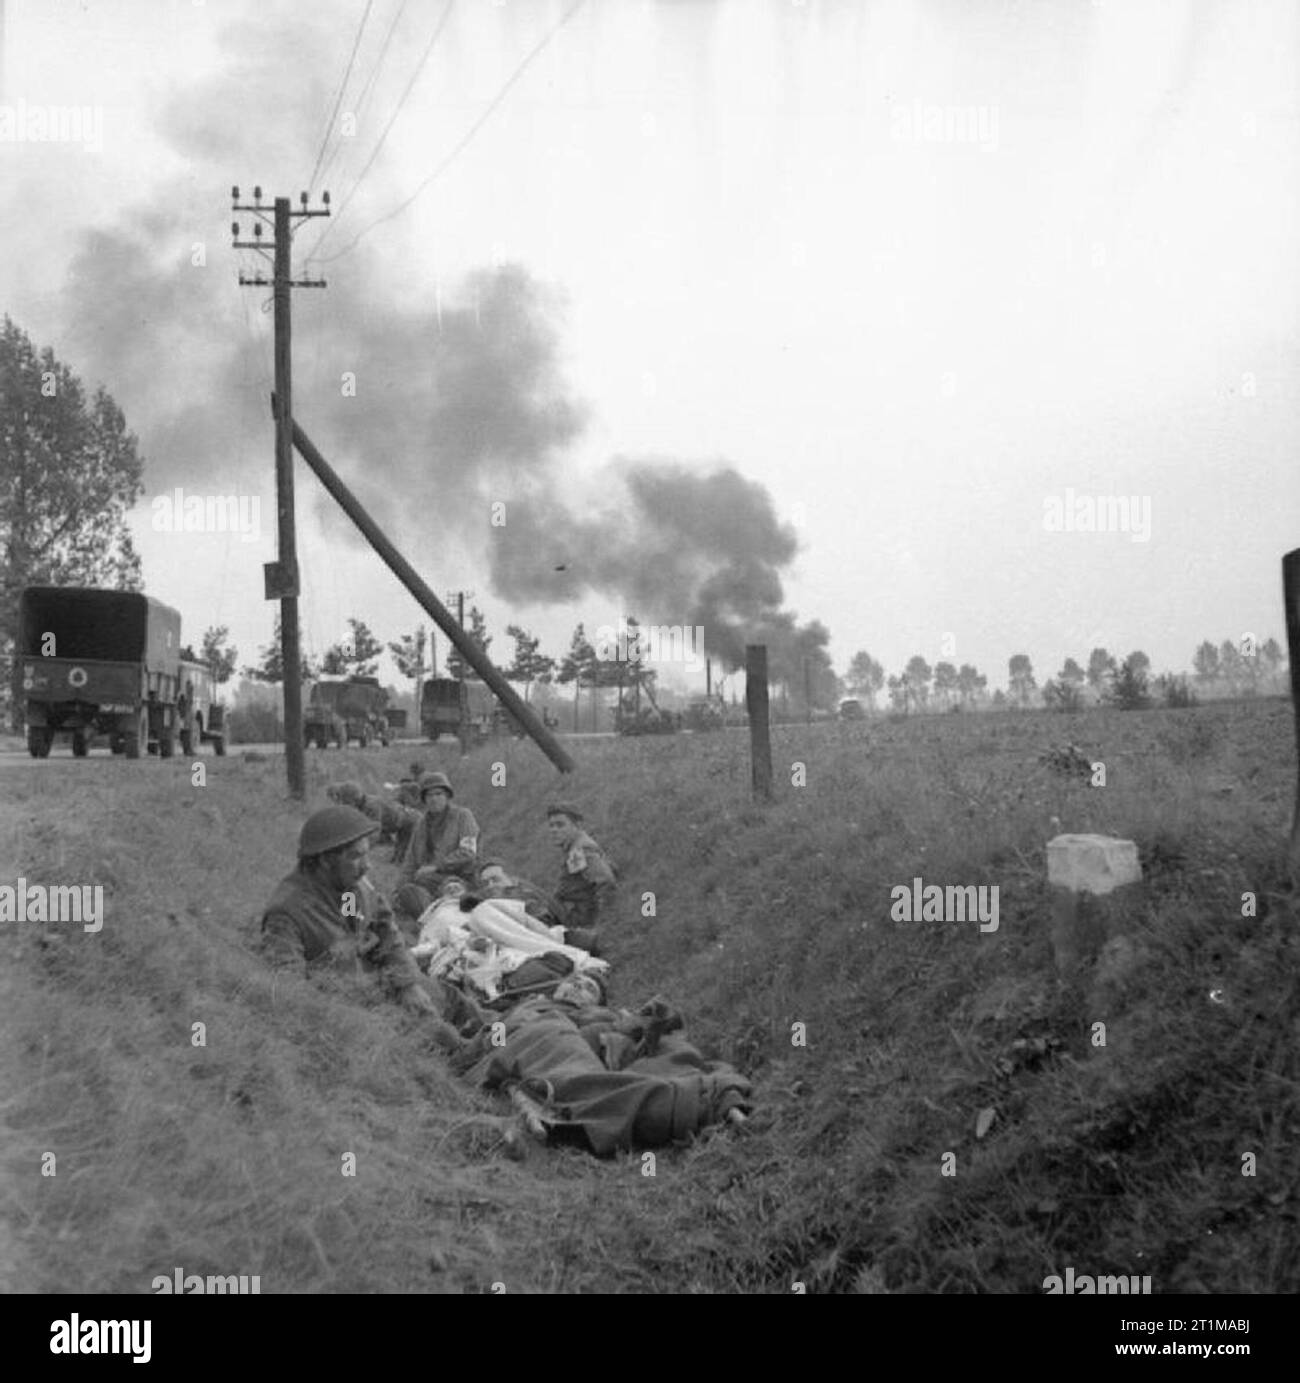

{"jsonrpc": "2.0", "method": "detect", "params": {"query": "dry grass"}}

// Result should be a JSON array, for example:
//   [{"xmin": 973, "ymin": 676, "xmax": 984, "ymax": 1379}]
[{"xmin": 1, "ymin": 699, "xmax": 1298, "ymax": 1292}]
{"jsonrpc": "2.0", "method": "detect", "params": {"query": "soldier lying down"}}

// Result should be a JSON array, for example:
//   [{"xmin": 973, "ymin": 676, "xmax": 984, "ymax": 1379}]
[{"xmin": 445, "ymin": 976, "xmax": 752, "ymax": 1156}]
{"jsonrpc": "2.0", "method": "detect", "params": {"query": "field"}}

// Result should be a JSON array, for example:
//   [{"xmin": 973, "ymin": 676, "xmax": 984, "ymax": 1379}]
[{"xmin": 2, "ymin": 699, "xmax": 1298, "ymax": 1295}]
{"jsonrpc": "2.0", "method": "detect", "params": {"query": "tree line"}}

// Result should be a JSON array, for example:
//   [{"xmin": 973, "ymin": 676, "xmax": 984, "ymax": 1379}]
[{"xmin": 843, "ymin": 638, "xmax": 1287, "ymax": 715}]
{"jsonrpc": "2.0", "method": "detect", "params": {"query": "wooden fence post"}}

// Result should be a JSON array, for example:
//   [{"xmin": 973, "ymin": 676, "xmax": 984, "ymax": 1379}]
[
  {"xmin": 746, "ymin": 644, "xmax": 773, "ymax": 802},
  {"xmin": 1283, "ymin": 549, "xmax": 1300, "ymax": 877}
]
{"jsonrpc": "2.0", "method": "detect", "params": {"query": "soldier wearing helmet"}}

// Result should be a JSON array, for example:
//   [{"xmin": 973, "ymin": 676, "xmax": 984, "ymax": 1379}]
[
  {"xmin": 261, "ymin": 804, "xmax": 445, "ymax": 1022},
  {"xmin": 328, "ymin": 772, "xmax": 481, "ymax": 922}
]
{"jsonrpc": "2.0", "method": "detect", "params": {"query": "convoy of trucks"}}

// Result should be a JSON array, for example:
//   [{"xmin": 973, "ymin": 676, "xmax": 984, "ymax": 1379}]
[{"xmin": 18, "ymin": 585, "xmax": 226, "ymax": 759}]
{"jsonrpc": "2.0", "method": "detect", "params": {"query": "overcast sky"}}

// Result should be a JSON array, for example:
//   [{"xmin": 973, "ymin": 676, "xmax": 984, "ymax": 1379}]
[{"xmin": 2, "ymin": 0, "xmax": 1296, "ymax": 696}]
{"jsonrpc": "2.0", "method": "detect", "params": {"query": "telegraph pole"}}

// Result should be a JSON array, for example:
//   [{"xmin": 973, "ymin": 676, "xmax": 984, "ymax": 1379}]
[
  {"xmin": 446, "ymin": 589, "xmax": 474, "ymax": 754},
  {"xmin": 232, "ymin": 186, "xmax": 328, "ymax": 798}
]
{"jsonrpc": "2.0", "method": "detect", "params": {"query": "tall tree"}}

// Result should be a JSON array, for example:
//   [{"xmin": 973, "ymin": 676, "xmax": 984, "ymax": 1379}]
[
  {"xmin": 932, "ymin": 661, "xmax": 958, "ymax": 709},
  {"xmin": 388, "ymin": 624, "xmax": 428, "ymax": 728},
  {"xmin": 199, "ymin": 626, "xmax": 238, "ymax": 684},
  {"xmin": 846, "ymin": 650, "xmax": 885, "ymax": 708},
  {"xmin": 956, "ymin": 663, "xmax": 987, "ymax": 708},
  {"xmin": 504, "ymin": 623, "xmax": 556, "ymax": 702},
  {"xmin": 242, "ymin": 614, "xmax": 318, "ymax": 684},
  {"xmin": 343, "ymin": 617, "xmax": 383, "ymax": 676},
  {"xmin": 1, "ymin": 316, "xmax": 144, "ymax": 724},
  {"xmin": 1007, "ymin": 653, "xmax": 1037, "ymax": 707},
  {"xmin": 556, "ymin": 623, "xmax": 597, "ymax": 731},
  {"xmin": 1106, "ymin": 653, "xmax": 1152, "ymax": 710},
  {"xmin": 444, "ymin": 605, "xmax": 492, "ymax": 681},
  {"xmin": 1192, "ymin": 640, "xmax": 1221, "ymax": 686},
  {"xmin": 388, "ymin": 626, "xmax": 428, "ymax": 683},
  {"xmin": 902, "ymin": 655, "xmax": 932, "ymax": 712},
  {"xmin": 1086, "ymin": 647, "xmax": 1116, "ymax": 694}
]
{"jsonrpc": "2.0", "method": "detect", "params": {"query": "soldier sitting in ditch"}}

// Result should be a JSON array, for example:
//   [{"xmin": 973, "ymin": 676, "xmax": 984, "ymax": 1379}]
[
  {"xmin": 260, "ymin": 805, "xmax": 484, "ymax": 1051},
  {"xmin": 329, "ymin": 772, "xmax": 480, "ymax": 924},
  {"xmin": 544, "ymin": 804, "xmax": 617, "ymax": 956}
]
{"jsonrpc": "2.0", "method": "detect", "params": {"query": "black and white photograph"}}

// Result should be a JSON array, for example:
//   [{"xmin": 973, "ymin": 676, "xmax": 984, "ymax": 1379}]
[{"xmin": 0, "ymin": 0, "xmax": 1296, "ymax": 1335}]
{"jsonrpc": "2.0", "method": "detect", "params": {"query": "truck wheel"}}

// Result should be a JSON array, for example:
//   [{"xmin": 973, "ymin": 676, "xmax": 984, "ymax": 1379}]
[
  {"xmin": 27, "ymin": 727, "xmax": 52, "ymax": 758},
  {"xmin": 72, "ymin": 732, "xmax": 89, "ymax": 757},
  {"xmin": 125, "ymin": 709, "xmax": 147, "ymax": 759},
  {"xmin": 213, "ymin": 735, "xmax": 227, "ymax": 757}
]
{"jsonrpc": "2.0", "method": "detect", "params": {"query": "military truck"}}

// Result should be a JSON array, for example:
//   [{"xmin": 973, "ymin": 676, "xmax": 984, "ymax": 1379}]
[
  {"xmin": 18, "ymin": 585, "xmax": 225, "ymax": 758},
  {"xmin": 305, "ymin": 675, "xmax": 391, "ymax": 748},
  {"xmin": 420, "ymin": 676, "xmax": 520, "ymax": 745},
  {"xmin": 421, "ymin": 677, "xmax": 466, "ymax": 742}
]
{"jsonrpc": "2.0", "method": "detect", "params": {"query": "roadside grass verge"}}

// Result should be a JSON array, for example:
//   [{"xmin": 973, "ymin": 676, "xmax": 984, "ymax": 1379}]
[{"xmin": 1, "ymin": 700, "xmax": 1297, "ymax": 1292}]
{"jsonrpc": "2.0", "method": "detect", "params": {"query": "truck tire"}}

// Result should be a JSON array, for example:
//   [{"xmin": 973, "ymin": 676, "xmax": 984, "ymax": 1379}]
[
  {"xmin": 125, "ymin": 709, "xmax": 147, "ymax": 759},
  {"xmin": 27, "ymin": 727, "xmax": 52, "ymax": 758},
  {"xmin": 213, "ymin": 735, "xmax": 227, "ymax": 757},
  {"xmin": 72, "ymin": 732, "xmax": 89, "ymax": 757}
]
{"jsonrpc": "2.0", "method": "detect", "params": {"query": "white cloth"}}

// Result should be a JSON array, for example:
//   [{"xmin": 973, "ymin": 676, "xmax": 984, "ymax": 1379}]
[{"xmin": 409, "ymin": 895, "xmax": 606, "ymax": 1000}]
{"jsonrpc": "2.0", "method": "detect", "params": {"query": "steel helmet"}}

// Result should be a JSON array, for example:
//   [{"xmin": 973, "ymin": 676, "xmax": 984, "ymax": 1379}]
[
  {"xmin": 298, "ymin": 805, "xmax": 379, "ymax": 859},
  {"xmin": 418, "ymin": 771, "xmax": 454, "ymax": 799}
]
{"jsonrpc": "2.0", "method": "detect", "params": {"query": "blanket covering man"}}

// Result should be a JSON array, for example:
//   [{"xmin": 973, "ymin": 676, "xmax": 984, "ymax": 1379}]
[{"xmin": 456, "ymin": 990, "xmax": 751, "ymax": 1154}]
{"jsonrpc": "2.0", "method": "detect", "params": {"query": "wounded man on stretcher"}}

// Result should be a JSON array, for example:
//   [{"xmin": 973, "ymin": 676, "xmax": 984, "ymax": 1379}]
[{"xmin": 411, "ymin": 887, "xmax": 752, "ymax": 1155}]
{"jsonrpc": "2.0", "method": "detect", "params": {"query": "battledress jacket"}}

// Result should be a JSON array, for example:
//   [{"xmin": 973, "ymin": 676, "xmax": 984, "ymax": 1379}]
[
  {"xmin": 553, "ymin": 831, "xmax": 617, "ymax": 930},
  {"xmin": 356, "ymin": 793, "xmax": 480, "ymax": 885},
  {"xmin": 261, "ymin": 868, "xmax": 423, "ymax": 997}
]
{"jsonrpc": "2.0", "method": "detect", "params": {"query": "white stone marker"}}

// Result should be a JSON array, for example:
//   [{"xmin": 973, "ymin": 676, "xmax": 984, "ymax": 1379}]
[{"xmin": 1046, "ymin": 833, "xmax": 1142, "ymax": 980}]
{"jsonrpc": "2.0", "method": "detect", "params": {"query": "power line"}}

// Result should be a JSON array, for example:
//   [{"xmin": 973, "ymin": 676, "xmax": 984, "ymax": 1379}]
[
  {"xmin": 308, "ymin": 0, "xmax": 375, "ymax": 197},
  {"xmin": 314, "ymin": 0, "xmax": 588, "ymax": 266},
  {"xmin": 316, "ymin": 0, "xmax": 411, "ymax": 195},
  {"xmin": 307, "ymin": 0, "xmax": 456, "ymax": 266}
]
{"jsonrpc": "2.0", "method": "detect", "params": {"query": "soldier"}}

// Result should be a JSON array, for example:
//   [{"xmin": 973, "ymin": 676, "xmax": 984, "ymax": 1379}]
[
  {"xmin": 476, "ymin": 858, "xmax": 557, "ymax": 924},
  {"xmin": 331, "ymin": 772, "xmax": 480, "ymax": 923},
  {"xmin": 545, "ymin": 803, "xmax": 617, "ymax": 955},
  {"xmin": 261, "ymin": 805, "xmax": 471, "ymax": 1048}
]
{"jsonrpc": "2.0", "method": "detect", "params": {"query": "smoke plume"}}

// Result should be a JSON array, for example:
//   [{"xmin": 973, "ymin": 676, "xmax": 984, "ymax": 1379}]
[{"xmin": 53, "ymin": 5, "xmax": 830, "ymax": 685}]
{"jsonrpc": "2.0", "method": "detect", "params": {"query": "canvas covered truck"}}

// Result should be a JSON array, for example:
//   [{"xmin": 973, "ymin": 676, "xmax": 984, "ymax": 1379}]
[
  {"xmin": 18, "ymin": 585, "xmax": 225, "ymax": 758},
  {"xmin": 420, "ymin": 676, "xmax": 521, "ymax": 744},
  {"xmin": 305, "ymin": 674, "xmax": 392, "ymax": 748}
]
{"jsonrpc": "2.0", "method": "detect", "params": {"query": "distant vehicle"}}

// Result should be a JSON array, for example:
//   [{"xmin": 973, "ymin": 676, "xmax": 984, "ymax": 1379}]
[
  {"xmin": 305, "ymin": 675, "xmax": 391, "ymax": 748},
  {"xmin": 839, "ymin": 698, "xmax": 866, "ymax": 721},
  {"xmin": 18, "ymin": 585, "xmax": 226, "ymax": 758},
  {"xmin": 616, "ymin": 705, "xmax": 677, "ymax": 736},
  {"xmin": 420, "ymin": 676, "xmax": 519, "ymax": 745},
  {"xmin": 684, "ymin": 697, "xmax": 725, "ymax": 732}
]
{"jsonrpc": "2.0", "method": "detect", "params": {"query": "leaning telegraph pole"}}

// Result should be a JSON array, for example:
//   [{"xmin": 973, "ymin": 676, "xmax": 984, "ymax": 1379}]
[{"xmin": 232, "ymin": 186, "xmax": 328, "ymax": 798}]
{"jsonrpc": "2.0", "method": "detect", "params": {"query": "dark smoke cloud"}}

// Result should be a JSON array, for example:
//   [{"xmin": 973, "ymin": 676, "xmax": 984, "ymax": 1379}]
[{"xmin": 54, "ymin": 5, "xmax": 830, "ymax": 684}]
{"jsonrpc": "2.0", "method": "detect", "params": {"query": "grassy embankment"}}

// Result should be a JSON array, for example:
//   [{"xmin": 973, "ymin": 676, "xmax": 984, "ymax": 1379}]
[{"xmin": 1, "ymin": 699, "xmax": 1297, "ymax": 1292}]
